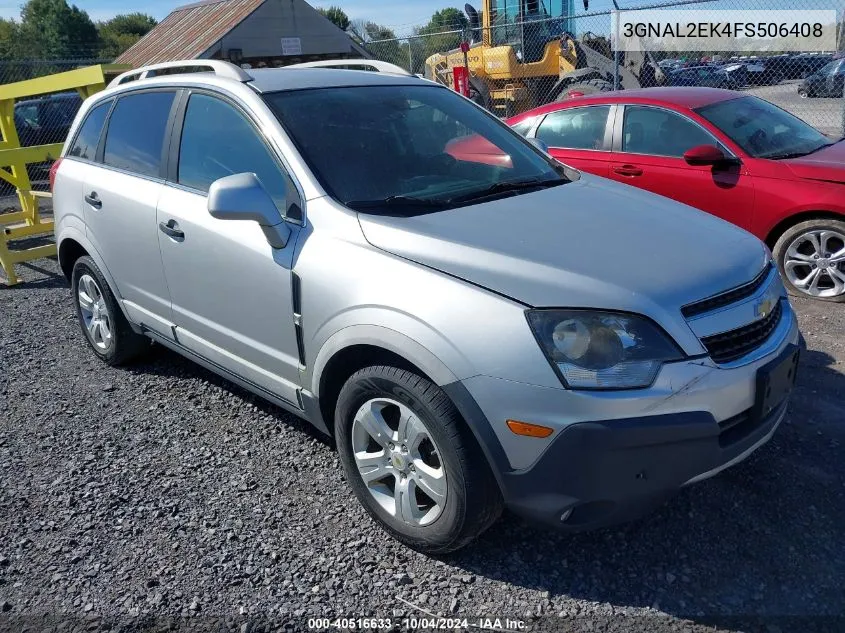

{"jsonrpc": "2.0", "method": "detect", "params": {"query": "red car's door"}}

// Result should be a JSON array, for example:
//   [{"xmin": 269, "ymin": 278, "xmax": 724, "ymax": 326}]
[
  {"xmin": 532, "ymin": 104, "xmax": 614, "ymax": 177},
  {"xmin": 608, "ymin": 104, "xmax": 756, "ymax": 232}
]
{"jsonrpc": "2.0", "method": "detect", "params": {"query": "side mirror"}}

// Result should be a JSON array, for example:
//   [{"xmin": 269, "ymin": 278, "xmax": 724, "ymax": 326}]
[
  {"xmin": 208, "ymin": 173, "xmax": 291, "ymax": 249},
  {"xmin": 529, "ymin": 137, "xmax": 550, "ymax": 154},
  {"xmin": 683, "ymin": 144, "xmax": 738, "ymax": 167}
]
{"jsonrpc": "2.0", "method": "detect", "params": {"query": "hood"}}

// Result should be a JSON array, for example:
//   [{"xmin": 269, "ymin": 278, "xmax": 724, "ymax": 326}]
[
  {"xmin": 358, "ymin": 174, "xmax": 768, "ymax": 313},
  {"xmin": 782, "ymin": 141, "xmax": 845, "ymax": 184}
]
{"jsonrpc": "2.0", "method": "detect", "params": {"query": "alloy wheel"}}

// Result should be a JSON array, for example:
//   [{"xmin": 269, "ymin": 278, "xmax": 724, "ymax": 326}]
[
  {"xmin": 783, "ymin": 229, "xmax": 845, "ymax": 299},
  {"xmin": 77, "ymin": 274, "xmax": 114, "ymax": 351},
  {"xmin": 351, "ymin": 398, "xmax": 447, "ymax": 527}
]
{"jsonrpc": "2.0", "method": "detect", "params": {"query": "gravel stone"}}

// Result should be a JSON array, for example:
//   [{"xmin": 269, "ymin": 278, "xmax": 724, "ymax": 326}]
[{"xmin": 1, "ymin": 256, "xmax": 843, "ymax": 631}]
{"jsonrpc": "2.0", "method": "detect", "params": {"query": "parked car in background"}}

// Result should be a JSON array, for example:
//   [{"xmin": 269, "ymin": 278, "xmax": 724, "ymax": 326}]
[
  {"xmin": 14, "ymin": 92, "xmax": 83, "ymax": 147},
  {"xmin": 798, "ymin": 58, "xmax": 845, "ymax": 98},
  {"xmin": 1, "ymin": 92, "xmax": 83, "ymax": 196},
  {"xmin": 508, "ymin": 88, "xmax": 845, "ymax": 301},
  {"xmin": 53, "ymin": 60, "xmax": 801, "ymax": 553},
  {"xmin": 667, "ymin": 65, "xmax": 738, "ymax": 90}
]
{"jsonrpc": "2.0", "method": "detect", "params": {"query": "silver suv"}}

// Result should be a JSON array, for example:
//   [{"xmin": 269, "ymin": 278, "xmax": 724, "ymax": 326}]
[{"xmin": 53, "ymin": 60, "xmax": 801, "ymax": 553}]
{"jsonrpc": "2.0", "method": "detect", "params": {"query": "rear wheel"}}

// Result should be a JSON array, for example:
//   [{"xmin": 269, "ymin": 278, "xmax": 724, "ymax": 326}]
[
  {"xmin": 555, "ymin": 78, "xmax": 614, "ymax": 101},
  {"xmin": 71, "ymin": 256, "xmax": 151, "ymax": 364},
  {"xmin": 335, "ymin": 365, "xmax": 503, "ymax": 554},
  {"xmin": 773, "ymin": 219, "xmax": 845, "ymax": 302}
]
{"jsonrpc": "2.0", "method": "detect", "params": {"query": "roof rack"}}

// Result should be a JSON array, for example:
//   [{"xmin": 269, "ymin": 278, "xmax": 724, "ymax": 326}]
[
  {"xmin": 108, "ymin": 60, "xmax": 252, "ymax": 88},
  {"xmin": 284, "ymin": 59, "xmax": 413, "ymax": 76}
]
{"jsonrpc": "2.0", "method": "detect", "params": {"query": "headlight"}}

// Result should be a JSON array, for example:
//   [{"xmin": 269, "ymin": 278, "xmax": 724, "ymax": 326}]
[{"xmin": 527, "ymin": 310, "xmax": 684, "ymax": 390}]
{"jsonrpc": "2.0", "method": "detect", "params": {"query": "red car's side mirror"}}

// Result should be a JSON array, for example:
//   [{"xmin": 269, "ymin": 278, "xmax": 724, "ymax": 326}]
[{"xmin": 683, "ymin": 144, "xmax": 737, "ymax": 166}]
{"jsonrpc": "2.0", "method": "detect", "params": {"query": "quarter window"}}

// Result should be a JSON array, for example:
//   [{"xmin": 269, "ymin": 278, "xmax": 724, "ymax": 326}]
[
  {"xmin": 68, "ymin": 100, "xmax": 111, "ymax": 162},
  {"xmin": 535, "ymin": 106, "xmax": 610, "ymax": 150},
  {"xmin": 177, "ymin": 93, "xmax": 289, "ymax": 214},
  {"xmin": 103, "ymin": 91, "xmax": 175, "ymax": 178},
  {"xmin": 622, "ymin": 106, "xmax": 715, "ymax": 157}
]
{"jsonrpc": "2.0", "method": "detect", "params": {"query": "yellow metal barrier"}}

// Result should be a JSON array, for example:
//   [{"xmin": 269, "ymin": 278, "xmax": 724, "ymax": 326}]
[{"xmin": 0, "ymin": 64, "xmax": 129, "ymax": 286}]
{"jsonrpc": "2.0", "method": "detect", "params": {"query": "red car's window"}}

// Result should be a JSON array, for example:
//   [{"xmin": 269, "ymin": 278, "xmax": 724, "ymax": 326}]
[
  {"xmin": 536, "ymin": 106, "xmax": 611, "ymax": 150},
  {"xmin": 622, "ymin": 106, "xmax": 715, "ymax": 157}
]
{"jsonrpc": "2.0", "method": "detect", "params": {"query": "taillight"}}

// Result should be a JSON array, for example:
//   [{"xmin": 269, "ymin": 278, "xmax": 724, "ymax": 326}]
[{"xmin": 49, "ymin": 158, "xmax": 63, "ymax": 192}]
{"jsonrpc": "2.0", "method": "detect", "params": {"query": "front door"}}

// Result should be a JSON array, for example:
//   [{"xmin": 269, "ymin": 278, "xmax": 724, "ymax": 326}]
[
  {"xmin": 608, "ymin": 104, "xmax": 756, "ymax": 232},
  {"xmin": 157, "ymin": 91, "xmax": 303, "ymax": 406}
]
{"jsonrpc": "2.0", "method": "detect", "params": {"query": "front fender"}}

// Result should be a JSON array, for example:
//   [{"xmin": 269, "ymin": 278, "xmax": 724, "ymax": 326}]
[{"xmin": 310, "ymin": 323, "xmax": 462, "ymax": 398}]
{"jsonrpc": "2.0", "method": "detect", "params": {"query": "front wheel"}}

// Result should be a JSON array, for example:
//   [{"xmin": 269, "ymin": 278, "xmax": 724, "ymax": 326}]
[
  {"xmin": 773, "ymin": 219, "xmax": 845, "ymax": 302},
  {"xmin": 335, "ymin": 366, "xmax": 502, "ymax": 554}
]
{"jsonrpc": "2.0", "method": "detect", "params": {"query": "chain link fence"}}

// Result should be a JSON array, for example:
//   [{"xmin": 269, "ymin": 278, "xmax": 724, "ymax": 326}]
[
  {"xmin": 0, "ymin": 59, "xmax": 108, "ymax": 198},
  {"xmin": 364, "ymin": 0, "xmax": 845, "ymax": 136}
]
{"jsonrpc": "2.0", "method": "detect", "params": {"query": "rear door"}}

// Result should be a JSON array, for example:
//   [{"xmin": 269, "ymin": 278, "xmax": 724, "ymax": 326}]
[
  {"xmin": 80, "ymin": 89, "xmax": 178, "ymax": 336},
  {"xmin": 607, "ymin": 104, "xmax": 756, "ymax": 231},
  {"xmin": 530, "ymin": 104, "xmax": 614, "ymax": 177}
]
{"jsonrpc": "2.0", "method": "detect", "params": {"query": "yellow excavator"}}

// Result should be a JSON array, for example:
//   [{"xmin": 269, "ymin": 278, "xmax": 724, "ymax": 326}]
[{"xmin": 423, "ymin": 0, "xmax": 666, "ymax": 117}]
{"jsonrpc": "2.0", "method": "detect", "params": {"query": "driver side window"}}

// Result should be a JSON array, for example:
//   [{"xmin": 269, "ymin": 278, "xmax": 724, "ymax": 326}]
[
  {"xmin": 178, "ymin": 93, "xmax": 296, "ymax": 218},
  {"xmin": 622, "ymin": 106, "xmax": 716, "ymax": 158}
]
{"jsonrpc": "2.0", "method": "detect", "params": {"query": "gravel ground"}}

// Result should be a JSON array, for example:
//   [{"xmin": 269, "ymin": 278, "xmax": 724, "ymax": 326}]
[{"xmin": 1, "ymin": 257, "xmax": 843, "ymax": 633}]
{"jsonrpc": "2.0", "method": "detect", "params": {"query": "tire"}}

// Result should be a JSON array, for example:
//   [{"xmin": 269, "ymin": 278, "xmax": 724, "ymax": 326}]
[
  {"xmin": 798, "ymin": 87, "xmax": 811, "ymax": 98},
  {"xmin": 555, "ymin": 78, "xmax": 614, "ymax": 101},
  {"xmin": 468, "ymin": 77, "xmax": 491, "ymax": 111},
  {"xmin": 335, "ymin": 366, "xmax": 503, "ymax": 554},
  {"xmin": 71, "ymin": 256, "xmax": 151, "ymax": 364},
  {"xmin": 772, "ymin": 218, "xmax": 845, "ymax": 303}
]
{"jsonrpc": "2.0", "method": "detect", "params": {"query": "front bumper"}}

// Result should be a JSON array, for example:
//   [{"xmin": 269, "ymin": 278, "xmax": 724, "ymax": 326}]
[
  {"xmin": 501, "ymin": 395, "xmax": 791, "ymax": 530},
  {"xmin": 446, "ymin": 301, "xmax": 801, "ymax": 532}
]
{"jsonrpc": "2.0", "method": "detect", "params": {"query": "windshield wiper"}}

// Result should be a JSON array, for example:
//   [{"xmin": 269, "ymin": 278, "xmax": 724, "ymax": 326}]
[
  {"xmin": 766, "ymin": 143, "xmax": 833, "ymax": 160},
  {"xmin": 448, "ymin": 177, "xmax": 567, "ymax": 204},
  {"xmin": 345, "ymin": 195, "xmax": 448, "ymax": 211}
]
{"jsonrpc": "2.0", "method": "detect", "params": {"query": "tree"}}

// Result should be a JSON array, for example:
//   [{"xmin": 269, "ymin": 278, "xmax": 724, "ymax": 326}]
[
  {"xmin": 416, "ymin": 7, "xmax": 469, "ymax": 67},
  {"xmin": 421, "ymin": 8, "xmax": 468, "ymax": 34},
  {"xmin": 351, "ymin": 21, "xmax": 405, "ymax": 69},
  {"xmin": 0, "ymin": 18, "xmax": 21, "ymax": 60},
  {"xmin": 17, "ymin": 0, "xmax": 99, "ymax": 58},
  {"xmin": 317, "ymin": 6, "xmax": 350, "ymax": 32},
  {"xmin": 97, "ymin": 13, "xmax": 157, "ymax": 58}
]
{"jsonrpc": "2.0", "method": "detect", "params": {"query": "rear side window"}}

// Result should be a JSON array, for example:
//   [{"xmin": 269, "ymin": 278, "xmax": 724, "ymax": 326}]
[
  {"xmin": 177, "ymin": 93, "xmax": 288, "ymax": 211},
  {"xmin": 68, "ymin": 100, "xmax": 110, "ymax": 161},
  {"xmin": 536, "ymin": 106, "xmax": 610, "ymax": 150},
  {"xmin": 103, "ymin": 91, "xmax": 175, "ymax": 178}
]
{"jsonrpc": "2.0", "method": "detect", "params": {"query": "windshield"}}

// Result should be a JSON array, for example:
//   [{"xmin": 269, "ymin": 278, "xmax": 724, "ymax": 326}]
[
  {"xmin": 816, "ymin": 60, "xmax": 839, "ymax": 75},
  {"xmin": 263, "ymin": 84, "xmax": 569, "ymax": 214},
  {"xmin": 695, "ymin": 95, "xmax": 832, "ymax": 159}
]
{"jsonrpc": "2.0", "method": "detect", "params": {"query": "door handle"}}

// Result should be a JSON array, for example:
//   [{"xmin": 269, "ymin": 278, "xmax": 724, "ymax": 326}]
[
  {"xmin": 159, "ymin": 220, "xmax": 185, "ymax": 241},
  {"xmin": 613, "ymin": 165, "xmax": 643, "ymax": 177},
  {"xmin": 84, "ymin": 192, "xmax": 102, "ymax": 208}
]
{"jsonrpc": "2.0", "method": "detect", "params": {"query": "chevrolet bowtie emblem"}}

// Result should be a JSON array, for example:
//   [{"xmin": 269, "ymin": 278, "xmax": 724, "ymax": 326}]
[{"xmin": 755, "ymin": 297, "xmax": 775, "ymax": 319}]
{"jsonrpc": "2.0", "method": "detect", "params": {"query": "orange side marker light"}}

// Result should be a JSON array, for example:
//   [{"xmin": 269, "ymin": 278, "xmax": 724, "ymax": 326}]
[{"xmin": 506, "ymin": 420, "xmax": 554, "ymax": 438}]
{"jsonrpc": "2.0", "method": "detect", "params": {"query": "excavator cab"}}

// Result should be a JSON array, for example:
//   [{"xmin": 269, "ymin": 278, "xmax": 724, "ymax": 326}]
[{"xmin": 474, "ymin": 0, "xmax": 575, "ymax": 64}]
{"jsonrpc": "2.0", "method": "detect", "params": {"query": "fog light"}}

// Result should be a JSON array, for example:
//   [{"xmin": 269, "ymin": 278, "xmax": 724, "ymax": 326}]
[{"xmin": 560, "ymin": 509, "xmax": 573, "ymax": 522}]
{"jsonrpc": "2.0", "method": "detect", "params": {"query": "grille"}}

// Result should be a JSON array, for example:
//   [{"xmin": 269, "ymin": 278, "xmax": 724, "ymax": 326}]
[
  {"xmin": 701, "ymin": 301, "xmax": 783, "ymax": 364},
  {"xmin": 682, "ymin": 263, "xmax": 773, "ymax": 318}
]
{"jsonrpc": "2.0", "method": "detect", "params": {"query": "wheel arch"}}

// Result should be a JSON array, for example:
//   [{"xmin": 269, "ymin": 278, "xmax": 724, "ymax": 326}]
[
  {"xmin": 311, "ymin": 326, "xmax": 461, "ymax": 435},
  {"xmin": 56, "ymin": 228, "xmax": 132, "ymax": 323},
  {"xmin": 764, "ymin": 210, "xmax": 845, "ymax": 250},
  {"xmin": 309, "ymin": 327, "xmax": 510, "ymax": 495}
]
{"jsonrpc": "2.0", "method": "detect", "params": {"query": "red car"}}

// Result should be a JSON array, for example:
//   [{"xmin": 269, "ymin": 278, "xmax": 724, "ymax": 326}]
[{"xmin": 506, "ymin": 88, "xmax": 845, "ymax": 302}]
